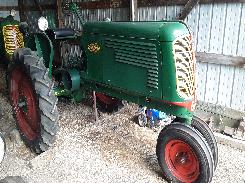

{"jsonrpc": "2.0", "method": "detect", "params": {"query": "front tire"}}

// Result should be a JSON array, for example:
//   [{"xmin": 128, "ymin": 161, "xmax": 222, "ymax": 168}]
[
  {"xmin": 191, "ymin": 116, "xmax": 218, "ymax": 169},
  {"xmin": 9, "ymin": 48, "xmax": 59, "ymax": 154},
  {"xmin": 156, "ymin": 123, "xmax": 214, "ymax": 183}
]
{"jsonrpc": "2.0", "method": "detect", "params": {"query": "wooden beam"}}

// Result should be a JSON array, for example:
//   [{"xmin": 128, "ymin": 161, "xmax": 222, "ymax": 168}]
[
  {"xmin": 18, "ymin": 0, "xmax": 26, "ymax": 21},
  {"xmin": 178, "ymin": 0, "xmax": 199, "ymax": 20},
  {"xmin": 138, "ymin": 0, "xmax": 245, "ymax": 7},
  {"xmin": 76, "ymin": 0, "xmax": 129, "ymax": 10},
  {"xmin": 56, "ymin": 0, "xmax": 63, "ymax": 27},
  {"xmin": 0, "ymin": 6, "xmax": 18, "ymax": 11},
  {"xmin": 196, "ymin": 52, "xmax": 245, "ymax": 67},
  {"xmin": 22, "ymin": 4, "xmax": 56, "ymax": 11},
  {"xmin": 0, "ymin": 4, "xmax": 56, "ymax": 12}
]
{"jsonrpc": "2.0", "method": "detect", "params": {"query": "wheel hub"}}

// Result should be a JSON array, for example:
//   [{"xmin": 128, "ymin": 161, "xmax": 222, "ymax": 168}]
[
  {"xmin": 175, "ymin": 152, "xmax": 189, "ymax": 164},
  {"xmin": 17, "ymin": 96, "xmax": 28, "ymax": 112},
  {"xmin": 165, "ymin": 139, "xmax": 200, "ymax": 182}
]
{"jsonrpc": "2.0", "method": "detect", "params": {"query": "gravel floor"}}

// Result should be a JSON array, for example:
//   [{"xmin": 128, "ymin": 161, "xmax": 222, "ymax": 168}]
[{"xmin": 0, "ymin": 69, "xmax": 245, "ymax": 182}]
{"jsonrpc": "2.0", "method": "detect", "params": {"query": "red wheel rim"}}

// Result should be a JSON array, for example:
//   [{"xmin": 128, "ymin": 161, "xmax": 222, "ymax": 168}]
[
  {"xmin": 10, "ymin": 66, "xmax": 40, "ymax": 141},
  {"xmin": 95, "ymin": 93, "xmax": 118, "ymax": 105},
  {"xmin": 165, "ymin": 139, "xmax": 200, "ymax": 183}
]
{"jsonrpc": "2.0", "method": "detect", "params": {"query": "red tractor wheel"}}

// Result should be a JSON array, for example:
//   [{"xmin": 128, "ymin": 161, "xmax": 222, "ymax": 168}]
[
  {"xmin": 156, "ymin": 123, "xmax": 214, "ymax": 183},
  {"xmin": 95, "ymin": 92, "xmax": 123, "ymax": 113},
  {"xmin": 9, "ymin": 48, "xmax": 59, "ymax": 154}
]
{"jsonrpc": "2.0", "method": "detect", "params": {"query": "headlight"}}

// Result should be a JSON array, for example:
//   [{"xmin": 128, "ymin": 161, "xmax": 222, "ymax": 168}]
[
  {"xmin": 38, "ymin": 17, "xmax": 49, "ymax": 31},
  {"xmin": 10, "ymin": 9, "xmax": 16, "ymax": 17}
]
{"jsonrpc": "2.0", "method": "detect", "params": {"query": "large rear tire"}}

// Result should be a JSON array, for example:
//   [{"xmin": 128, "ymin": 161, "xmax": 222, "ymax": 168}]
[
  {"xmin": 191, "ymin": 115, "xmax": 218, "ymax": 170},
  {"xmin": 156, "ymin": 123, "xmax": 214, "ymax": 183},
  {"xmin": 9, "ymin": 48, "xmax": 59, "ymax": 154}
]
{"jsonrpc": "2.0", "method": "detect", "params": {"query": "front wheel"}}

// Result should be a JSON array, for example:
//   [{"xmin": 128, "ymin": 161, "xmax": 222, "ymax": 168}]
[
  {"xmin": 156, "ymin": 123, "xmax": 214, "ymax": 183},
  {"xmin": 191, "ymin": 116, "xmax": 218, "ymax": 170}
]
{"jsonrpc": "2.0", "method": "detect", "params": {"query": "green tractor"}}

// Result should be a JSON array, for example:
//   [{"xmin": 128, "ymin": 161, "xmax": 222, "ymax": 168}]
[{"xmin": 0, "ymin": 3, "xmax": 218, "ymax": 182}]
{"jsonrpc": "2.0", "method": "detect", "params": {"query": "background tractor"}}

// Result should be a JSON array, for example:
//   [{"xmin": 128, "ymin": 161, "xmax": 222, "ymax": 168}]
[{"xmin": 0, "ymin": 3, "xmax": 217, "ymax": 183}]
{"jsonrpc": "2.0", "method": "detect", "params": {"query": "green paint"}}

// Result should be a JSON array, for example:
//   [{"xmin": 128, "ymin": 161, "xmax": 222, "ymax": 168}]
[
  {"xmin": 34, "ymin": 35, "xmax": 43, "ymax": 58},
  {"xmin": 62, "ymin": 68, "xmax": 81, "ymax": 91}
]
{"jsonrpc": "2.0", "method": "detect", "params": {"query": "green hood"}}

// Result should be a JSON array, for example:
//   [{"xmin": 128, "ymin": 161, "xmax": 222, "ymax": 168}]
[{"xmin": 83, "ymin": 21, "xmax": 190, "ymax": 42}]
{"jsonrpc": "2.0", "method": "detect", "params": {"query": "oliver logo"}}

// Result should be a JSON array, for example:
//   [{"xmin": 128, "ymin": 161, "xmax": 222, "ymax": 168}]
[{"xmin": 88, "ymin": 43, "xmax": 101, "ymax": 54}]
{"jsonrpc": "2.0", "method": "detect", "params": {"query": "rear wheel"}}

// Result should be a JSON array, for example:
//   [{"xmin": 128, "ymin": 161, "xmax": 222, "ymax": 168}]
[
  {"xmin": 95, "ymin": 92, "xmax": 123, "ymax": 113},
  {"xmin": 9, "ymin": 48, "xmax": 59, "ymax": 154},
  {"xmin": 156, "ymin": 123, "xmax": 214, "ymax": 183},
  {"xmin": 191, "ymin": 116, "xmax": 218, "ymax": 169}
]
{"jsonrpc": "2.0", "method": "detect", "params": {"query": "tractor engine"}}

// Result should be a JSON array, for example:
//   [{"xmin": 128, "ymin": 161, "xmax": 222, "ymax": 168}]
[{"xmin": 80, "ymin": 21, "xmax": 196, "ymax": 118}]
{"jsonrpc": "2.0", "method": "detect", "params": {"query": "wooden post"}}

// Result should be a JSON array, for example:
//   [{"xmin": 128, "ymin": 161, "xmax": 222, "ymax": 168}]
[
  {"xmin": 56, "ymin": 0, "xmax": 63, "ymax": 28},
  {"xmin": 130, "ymin": 0, "xmax": 138, "ymax": 21},
  {"xmin": 178, "ymin": 0, "xmax": 199, "ymax": 20},
  {"xmin": 18, "ymin": 0, "xmax": 26, "ymax": 21},
  {"xmin": 93, "ymin": 91, "xmax": 99, "ymax": 122}
]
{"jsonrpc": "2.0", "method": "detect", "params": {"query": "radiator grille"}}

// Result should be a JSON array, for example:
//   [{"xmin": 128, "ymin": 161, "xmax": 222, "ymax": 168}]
[
  {"xmin": 105, "ymin": 38, "xmax": 159, "ymax": 89},
  {"xmin": 173, "ymin": 35, "xmax": 196, "ymax": 99},
  {"xmin": 3, "ymin": 25, "xmax": 24, "ymax": 56}
]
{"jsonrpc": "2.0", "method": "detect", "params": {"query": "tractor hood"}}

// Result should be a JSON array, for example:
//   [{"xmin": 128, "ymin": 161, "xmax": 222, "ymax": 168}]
[{"xmin": 83, "ymin": 21, "xmax": 189, "ymax": 42}]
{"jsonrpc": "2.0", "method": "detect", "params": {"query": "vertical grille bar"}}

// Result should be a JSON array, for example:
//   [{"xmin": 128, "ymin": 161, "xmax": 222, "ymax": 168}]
[{"xmin": 173, "ymin": 35, "xmax": 196, "ymax": 99}]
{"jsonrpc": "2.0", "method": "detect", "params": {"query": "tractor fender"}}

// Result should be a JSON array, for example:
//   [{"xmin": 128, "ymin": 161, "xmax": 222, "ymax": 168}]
[{"xmin": 25, "ymin": 32, "xmax": 54, "ymax": 77}]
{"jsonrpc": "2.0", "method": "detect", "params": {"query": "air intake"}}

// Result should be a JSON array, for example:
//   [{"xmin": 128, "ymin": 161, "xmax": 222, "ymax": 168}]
[{"xmin": 105, "ymin": 38, "xmax": 159, "ymax": 89}]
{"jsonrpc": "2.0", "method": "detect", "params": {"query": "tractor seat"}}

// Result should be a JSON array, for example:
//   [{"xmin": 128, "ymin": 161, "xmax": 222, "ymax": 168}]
[{"xmin": 47, "ymin": 28, "xmax": 75, "ymax": 39}]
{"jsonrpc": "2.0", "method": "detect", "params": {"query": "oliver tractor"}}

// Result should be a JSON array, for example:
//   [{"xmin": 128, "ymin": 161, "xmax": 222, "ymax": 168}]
[{"xmin": 0, "ymin": 3, "xmax": 218, "ymax": 183}]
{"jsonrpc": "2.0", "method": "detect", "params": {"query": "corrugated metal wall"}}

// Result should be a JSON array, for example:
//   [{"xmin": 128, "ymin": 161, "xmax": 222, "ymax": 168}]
[
  {"xmin": 138, "ymin": 3, "xmax": 245, "ymax": 112},
  {"xmin": 0, "ymin": 0, "xmax": 20, "ymax": 21}
]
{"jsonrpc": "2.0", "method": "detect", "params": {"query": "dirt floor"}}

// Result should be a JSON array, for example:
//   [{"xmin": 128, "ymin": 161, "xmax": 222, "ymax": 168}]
[
  {"xmin": 0, "ymin": 68, "xmax": 245, "ymax": 183},
  {"xmin": 0, "ymin": 97, "xmax": 245, "ymax": 183}
]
